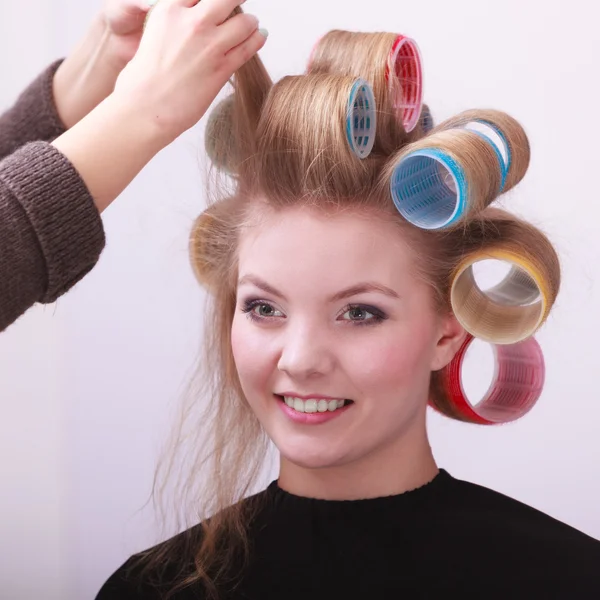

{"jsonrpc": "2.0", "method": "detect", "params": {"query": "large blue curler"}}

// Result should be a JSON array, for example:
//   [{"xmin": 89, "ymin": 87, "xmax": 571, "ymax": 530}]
[
  {"xmin": 390, "ymin": 148, "xmax": 468, "ymax": 230},
  {"xmin": 346, "ymin": 79, "xmax": 377, "ymax": 159}
]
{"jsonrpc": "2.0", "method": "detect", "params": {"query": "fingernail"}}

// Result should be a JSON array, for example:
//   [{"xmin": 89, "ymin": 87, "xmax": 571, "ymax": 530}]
[{"xmin": 259, "ymin": 28, "xmax": 269, "ymax": 38}]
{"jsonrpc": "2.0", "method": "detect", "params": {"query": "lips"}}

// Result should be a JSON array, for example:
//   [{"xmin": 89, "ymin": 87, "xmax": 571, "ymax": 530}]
[{"xmin": 275, "ymin": 394, "xmax": 354, "ymax": 424}]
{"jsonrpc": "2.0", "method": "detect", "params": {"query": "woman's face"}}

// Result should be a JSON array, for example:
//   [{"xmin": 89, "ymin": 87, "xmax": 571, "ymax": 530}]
[{"xmin": 231, "ymin": 206, "xmax": 462, "ymax": 471}]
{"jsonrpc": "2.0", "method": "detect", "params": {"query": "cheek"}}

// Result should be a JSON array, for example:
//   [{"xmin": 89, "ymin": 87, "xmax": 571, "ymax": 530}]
[
  {"xmin": 345, "ymin": 327, "xmax": 435, "ymax": 395},
  {"xmin": 231, "ymin": 314, "xmax": 273, "ymax": 395}
]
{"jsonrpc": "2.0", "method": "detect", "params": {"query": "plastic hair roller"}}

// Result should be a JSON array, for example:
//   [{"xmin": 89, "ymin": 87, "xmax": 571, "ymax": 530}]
[
  {"xmin": 189, "ymin": 204, "xmax": 230, "ymax": 292},
  {"xmin": 189, "ymin": 211, "xmax": 213, "ymax": 290},
  {"xmin": 388, "ymin": 128, "xmax": 502, "ymax": 230},
  {"xmin": 420, "ymin": 103, "xmax": 434, "ymax": 133},
  {"xmin": 450, "ymin": 249, "xmax": 551, "ymax": 345},
  {"xmin": 347, "ymin": 80, "xmax": 377, "ymax": 159},
  {"xmin": 431, "ymin": 334, "xmax": 545, "ymax": 425},
  {"xmin": 306, "ymin": 31, "xmax": 422, "ymax": 138},
  {"xmin": 256, "ymin": 74, "xmax": 379, "ymax": 199},
  {"xmin": 387, "ymin": 35, "xmax": 423, "ymax": 133},
  {"xmin": 456, "ymin": 121, "xmax": 510, "ymax": 192},
  {"xmin": 390, "ymin": 147, "xmax": 467, "ymax": 230},
  {"xmin": 436, "ymin": 109, "xmax": 529, "ymax": 194},
  {"xmin": 205, "ymin": 94, "xmax": 238, "ymax": 174}
]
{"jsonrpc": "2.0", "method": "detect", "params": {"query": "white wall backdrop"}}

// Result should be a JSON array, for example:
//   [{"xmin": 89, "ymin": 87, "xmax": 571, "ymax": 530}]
[
  {"xmin": 0, "ymin": 4, "xmax": 68, "ymax": 599},
  {"xmin": 1, "ymin": 0, "xmax": 599, "ymax": 598}
]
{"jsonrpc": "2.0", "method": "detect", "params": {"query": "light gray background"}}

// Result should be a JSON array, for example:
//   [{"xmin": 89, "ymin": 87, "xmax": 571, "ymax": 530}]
[{"xmin": 1, "ymin": 1, "xmax": 599, "ymax": 598}]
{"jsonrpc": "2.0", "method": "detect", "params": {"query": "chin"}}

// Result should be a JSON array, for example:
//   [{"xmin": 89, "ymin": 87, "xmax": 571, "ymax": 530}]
[
  {"xmin": 275, "ymin": 438, "xmax": 354, "ymax": 470},
  {"xmin": 280, "ymin": 451, "xmax": 345, "ymax": 470}
]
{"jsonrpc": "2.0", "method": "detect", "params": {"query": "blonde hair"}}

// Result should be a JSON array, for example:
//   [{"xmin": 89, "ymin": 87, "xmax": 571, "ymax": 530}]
[{"xmin": 138, "ymin": 21, "xmax": 561, "ymax": 599}]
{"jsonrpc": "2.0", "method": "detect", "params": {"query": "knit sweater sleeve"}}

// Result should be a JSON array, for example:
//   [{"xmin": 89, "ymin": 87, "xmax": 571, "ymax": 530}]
[
  {"xmin": 0, "ymin": 63, "xmax": 106, "ymax": 332},
  {"xmin": 0, "ymin": 60, "xmax": 66, "ymax": 159}
]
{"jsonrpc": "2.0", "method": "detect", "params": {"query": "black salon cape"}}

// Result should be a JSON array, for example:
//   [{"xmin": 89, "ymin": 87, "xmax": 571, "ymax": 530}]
[{"xmin": 96, "ymin": 469, "xmax": 600, "ymax": 599}]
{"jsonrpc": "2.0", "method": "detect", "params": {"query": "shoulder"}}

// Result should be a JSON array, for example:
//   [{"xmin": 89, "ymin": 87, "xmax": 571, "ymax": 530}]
[
  {"xmin": 94, "ymin": 488, "xmax": 272, "ymax": 600},
  {"xmin": 437, "ymin": 471, "xmax": 600, "ymax": 576},
  {"xmin": 444, "ymin": 472, "xmax": 599, "ymax": 540},
  {"xmin": 94, "ymin": 525, "xmax": 203, "ymax": 600}
]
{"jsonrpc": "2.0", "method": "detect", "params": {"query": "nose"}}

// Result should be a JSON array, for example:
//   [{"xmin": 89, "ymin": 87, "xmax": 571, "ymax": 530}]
[{"xmin": 277, "ymin": 321, "xmax": 334, "ymax": 380}]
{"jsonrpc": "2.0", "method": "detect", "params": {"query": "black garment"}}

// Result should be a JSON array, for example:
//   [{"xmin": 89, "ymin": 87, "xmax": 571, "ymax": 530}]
[{"xmin": 96, "ymin": 470, "xmax": 600, "ymax": 599}]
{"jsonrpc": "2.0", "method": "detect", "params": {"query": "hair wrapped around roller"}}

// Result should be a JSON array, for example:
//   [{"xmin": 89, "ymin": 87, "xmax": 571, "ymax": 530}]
[{"xmin": 195, "ymin": 27, "xmax": 560, "ymax": 427}]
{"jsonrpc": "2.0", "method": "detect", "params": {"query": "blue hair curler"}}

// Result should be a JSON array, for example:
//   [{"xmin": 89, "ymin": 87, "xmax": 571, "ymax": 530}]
[
  {"xmin": 346, "ymin": 80, "xmax": 377, "ymax": 159},
  {"xmin": 390, "ymin": 148, "xmax": 468, "ymax": 230}
]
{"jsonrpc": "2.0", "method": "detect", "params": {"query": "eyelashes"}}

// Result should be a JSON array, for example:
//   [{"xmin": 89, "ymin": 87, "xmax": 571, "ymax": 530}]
[
  {"xmin": 240, "ymin": 298, "xmax": 388, "ymax": 327},
  {"xmin": 343, "ymin": 304, "xmax": 387, "ymax": 325},
  {"xmin": 242, "ymin": 299, "xmax": 283, "ymax": 321}
]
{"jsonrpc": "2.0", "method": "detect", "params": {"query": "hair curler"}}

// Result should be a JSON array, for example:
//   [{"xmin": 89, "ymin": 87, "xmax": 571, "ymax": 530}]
[
  {"xmin": 450, "ymin": 250, "xmax": 551, "ymax": 345},
  {"xmin": 431, "ymin": 333, "xmax": 545, "ymax": 424}
]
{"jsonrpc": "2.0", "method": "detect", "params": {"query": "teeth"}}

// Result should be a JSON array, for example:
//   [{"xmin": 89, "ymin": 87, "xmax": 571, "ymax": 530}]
[
  {"xmin": 283, "ymin": 397, "xmax": 348, "ymax": 414},
  {"xmin": 305, "ymin": 400, "xmax": 318, "ymax": 413}
]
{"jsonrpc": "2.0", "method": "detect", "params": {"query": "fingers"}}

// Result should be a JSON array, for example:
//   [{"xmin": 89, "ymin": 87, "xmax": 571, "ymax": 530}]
[
  {"xmin": 195, "ymin": 0, "xmax": 247, "ymax": 24},
  {"xmin": 224, "ymin": 27, "xmax": 268, "ymax": 71},
  {"xmin": 217, "ymin": 12, "xmax": 260, "ymax": 51}
]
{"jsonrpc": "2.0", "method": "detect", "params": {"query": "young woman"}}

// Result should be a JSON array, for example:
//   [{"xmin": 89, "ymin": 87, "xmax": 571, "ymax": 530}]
[{"xmin": 95, "ymin": 23, "xmax": 600, "ymax": 600}]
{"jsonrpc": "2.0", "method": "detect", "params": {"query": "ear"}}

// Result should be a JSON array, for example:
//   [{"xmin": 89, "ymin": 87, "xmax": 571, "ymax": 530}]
[{"xmin": 430, "ymin": 313, "xmax": 467, "ymax": 371}]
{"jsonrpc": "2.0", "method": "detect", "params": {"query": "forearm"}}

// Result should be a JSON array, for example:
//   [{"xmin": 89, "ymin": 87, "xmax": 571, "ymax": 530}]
[
  {"xmin": 53, "ymin": 14, "xmax": 128, "ymax": 130},
  {"xmin": 52, "ymin": 92, "xmax": 171, "ymax": 213}
]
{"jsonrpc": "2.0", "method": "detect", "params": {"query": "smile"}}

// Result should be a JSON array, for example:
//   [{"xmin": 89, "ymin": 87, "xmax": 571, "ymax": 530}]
[
  {"xmin": 283, "ymin": 396, "xmax": 350, "ymax": 413},
  {"xmin": 275, "ymin": 394, "xmax": 354, "ymax": 425}
]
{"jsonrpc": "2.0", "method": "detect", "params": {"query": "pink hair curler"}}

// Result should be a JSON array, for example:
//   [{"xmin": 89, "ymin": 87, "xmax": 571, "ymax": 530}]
[
  {"xmin": 431, "ymin": 333, "xmax": 545, "ymax": 425},
  {"xmin": 387, "ymin": 35, "xmax": 424, "ymax": 133}
]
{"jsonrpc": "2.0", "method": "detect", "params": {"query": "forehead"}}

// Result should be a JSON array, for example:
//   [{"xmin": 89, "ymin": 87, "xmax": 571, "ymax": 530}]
[{"xmin": 237, "ymin": 206, "xmax": 417, "ymax": 290}]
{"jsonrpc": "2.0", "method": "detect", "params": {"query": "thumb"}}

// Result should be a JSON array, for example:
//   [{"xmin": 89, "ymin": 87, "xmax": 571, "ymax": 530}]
[
  {"xmin": 128, "ymin": 0, "xmax": 152, "ymax": 16},
  {"xmin": 119, "ymin": 0, "xmax": 152, "ymax": 29}
]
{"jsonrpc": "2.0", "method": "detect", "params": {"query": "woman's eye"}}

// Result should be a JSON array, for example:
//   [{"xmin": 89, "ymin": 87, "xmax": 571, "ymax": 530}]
[
  {"xmin": 343, "ymin": 307, "xmax": 373, "ymax": 321},
  {"xmin": 341, "ymin": 305, "xmax": 385, "ymax": 324},
  {"xmin": 254, "ymin": 303, "xmax": 282, "ymax": 318},
  {"xmin": 242, "ymin": 300, "xmax": 284, "ymax": 321}
]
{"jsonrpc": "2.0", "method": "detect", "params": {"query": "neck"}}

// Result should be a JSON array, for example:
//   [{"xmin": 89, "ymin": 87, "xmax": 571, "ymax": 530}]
[{"xmin": 277, "ymin": 416, "xmax": 438, "ymax": 501}]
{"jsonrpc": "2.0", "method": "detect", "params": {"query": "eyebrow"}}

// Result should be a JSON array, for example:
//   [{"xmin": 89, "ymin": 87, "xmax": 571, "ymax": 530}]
[{"xmin": 237, "ymin": 274, "xmax": 400, "ymax": 302}]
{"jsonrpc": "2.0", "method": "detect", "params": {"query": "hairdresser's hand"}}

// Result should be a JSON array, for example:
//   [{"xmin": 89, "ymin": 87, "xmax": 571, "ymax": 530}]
[
  {"xmin": 53, "ymin": 0, "xmax": 267, "ymax": 213},
  {"xmin": 102, "ymin": 0, "xmax": 150, "ymax": 67},
  {"xmin": 114, "ymin": 0, "xmax": 268, "ymax": 143},
  {"xmin": 53, "ymin": 1, "xmax": 151, "ymax": 129}
]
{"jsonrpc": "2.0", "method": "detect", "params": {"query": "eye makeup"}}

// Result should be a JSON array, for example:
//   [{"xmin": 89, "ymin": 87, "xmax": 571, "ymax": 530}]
[{"xmin": 240, "ymin": 298, "xmax": 388, "ymax": 327}]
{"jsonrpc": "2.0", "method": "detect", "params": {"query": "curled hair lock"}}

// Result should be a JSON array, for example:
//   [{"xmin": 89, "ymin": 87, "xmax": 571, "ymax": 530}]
[{"xmin": 307, "ymin": 30, "xmax": 423, "ymax": 140}]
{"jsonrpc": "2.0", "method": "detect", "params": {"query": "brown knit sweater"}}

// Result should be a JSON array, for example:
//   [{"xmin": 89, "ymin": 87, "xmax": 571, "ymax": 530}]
[{"xmin": 0, "ymin": 61, "xmax": 105, "ymax": 332}]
